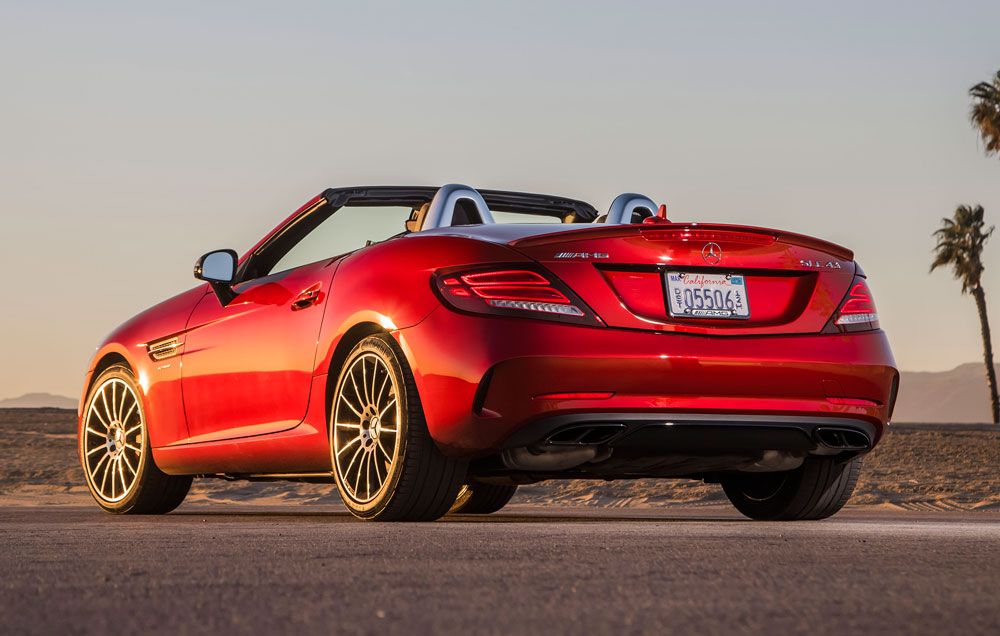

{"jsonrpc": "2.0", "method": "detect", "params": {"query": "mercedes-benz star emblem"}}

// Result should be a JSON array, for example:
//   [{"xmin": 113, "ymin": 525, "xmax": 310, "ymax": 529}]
[{"xmin": 702, "ymin": 242, "xmax": 722, "ymax": 265}]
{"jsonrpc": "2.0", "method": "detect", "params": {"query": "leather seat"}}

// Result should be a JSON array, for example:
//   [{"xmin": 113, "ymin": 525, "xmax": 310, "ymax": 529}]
[{"xmin": 405, "ymin": 202, "xmax": 431, "ymax": 233}]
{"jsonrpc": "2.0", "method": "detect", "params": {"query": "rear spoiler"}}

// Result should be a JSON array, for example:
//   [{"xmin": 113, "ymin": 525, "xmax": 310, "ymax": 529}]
[{"xmin": 512, "ymin": 223, "xmax": 854, "ymax": 260}]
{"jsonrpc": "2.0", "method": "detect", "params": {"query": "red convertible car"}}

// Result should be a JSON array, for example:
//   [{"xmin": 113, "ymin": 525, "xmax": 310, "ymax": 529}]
[{"xmin": 78, "ymin": 184, "xmax": 897, "ymax": 521}]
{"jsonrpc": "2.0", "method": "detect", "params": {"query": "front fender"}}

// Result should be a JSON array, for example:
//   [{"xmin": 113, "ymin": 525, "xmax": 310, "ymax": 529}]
[{"xmin": 79, "ymin": 285, "xmax": 206, "ymax": 446}]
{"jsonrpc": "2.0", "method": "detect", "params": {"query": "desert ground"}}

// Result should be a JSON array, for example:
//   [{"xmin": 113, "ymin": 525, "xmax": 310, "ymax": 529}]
[{"xmin": 2, "ymin": 409, "xmax": 999, "ymax": 634}]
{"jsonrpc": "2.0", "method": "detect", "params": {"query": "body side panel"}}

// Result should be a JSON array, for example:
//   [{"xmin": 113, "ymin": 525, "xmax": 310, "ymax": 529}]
[
  {"xmin": 79, "ymin": 286, "xmax": 208, "ymax": 447},
  {"xmin": 153, "ymin": 234, "xmax": 531, "ymax": 474}
]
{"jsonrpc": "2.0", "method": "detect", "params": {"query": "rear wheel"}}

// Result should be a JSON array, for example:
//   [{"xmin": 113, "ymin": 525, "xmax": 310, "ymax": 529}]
[
  {"xmin": 330, "ymin": 334, "xmax": 467, "ymax": 521},
  {"xmin": 449, "ymin": 482, "xmax": 517, "ymax": 515},
  {"xmin": 721, "ymin": 456, "xmax": 861, "ymax": 521},
  {"xmin": 79, "ymin": 365, "xmax": 192, "ymax": 514}
]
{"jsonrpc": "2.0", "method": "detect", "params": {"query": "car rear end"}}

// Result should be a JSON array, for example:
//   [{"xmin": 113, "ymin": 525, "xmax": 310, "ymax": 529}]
[{"xmin": 402, "ymin": 222, "xmax": 897, "ymax": 483}]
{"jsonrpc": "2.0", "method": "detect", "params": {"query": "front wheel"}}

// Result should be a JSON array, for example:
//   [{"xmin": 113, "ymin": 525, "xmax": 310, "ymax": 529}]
[
  {"xmin": 721, "ymin": 456, "xmax": 862, "ymax": 521},
  {"xmin": 330, "ymin": 334, "xmax": 467, "ymax": 521},
  {"xmin": 79, "ymin": 365, "xmax": 192, "ymax": 514}
]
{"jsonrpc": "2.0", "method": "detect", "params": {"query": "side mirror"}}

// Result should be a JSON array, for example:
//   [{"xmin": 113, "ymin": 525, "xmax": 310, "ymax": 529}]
[{"xmin": 194, "ymin": 250, "xmax": 239, "ymax": 306}]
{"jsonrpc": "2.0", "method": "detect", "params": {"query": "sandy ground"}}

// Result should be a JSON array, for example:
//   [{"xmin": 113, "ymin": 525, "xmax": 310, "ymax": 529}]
[
  {"xmin": 1, "ymin": 505, "xmax": 998, "ymax": 635},
  {"xmin": 2, "ymin": 408, "xmax": 998, "ymax": 511}
]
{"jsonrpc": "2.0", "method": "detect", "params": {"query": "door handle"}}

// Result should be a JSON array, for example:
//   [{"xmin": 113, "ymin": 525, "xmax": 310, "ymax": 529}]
[{"xmin": 291, "ymin": 284, "xmax": 322, "ymax": 311}]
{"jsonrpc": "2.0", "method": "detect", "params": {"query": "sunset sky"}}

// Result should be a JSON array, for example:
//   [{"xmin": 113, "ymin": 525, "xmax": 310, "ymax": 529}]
[{"xmin": 2, "ymin": 0, "xmax": 999, "ymax": 400}]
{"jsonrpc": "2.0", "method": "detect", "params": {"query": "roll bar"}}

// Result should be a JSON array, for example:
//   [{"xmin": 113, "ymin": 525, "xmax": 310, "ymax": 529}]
[
  {"xmin": 421, "ymin": 184, "xmax": 496, "ymax": 230},
  {"xmin": 604, "ymin": 193, "xmax": 658, "ymax": 225}
]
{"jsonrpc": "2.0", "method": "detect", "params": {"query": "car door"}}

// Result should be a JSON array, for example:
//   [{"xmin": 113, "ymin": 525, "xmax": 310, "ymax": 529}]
[
  {"xmin": 180, "ymin": 256, "xmax": 339, "ymax": 442},
  {"xmin": 179, "ymin": 196, "xmax": 416, "ymax": 443}
]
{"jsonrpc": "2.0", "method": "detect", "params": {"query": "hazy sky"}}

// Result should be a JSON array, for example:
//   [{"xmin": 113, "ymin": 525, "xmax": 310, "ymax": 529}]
[{"xmin": 2, "ymin": 1, "xmax": 1000, "ymax": 400}]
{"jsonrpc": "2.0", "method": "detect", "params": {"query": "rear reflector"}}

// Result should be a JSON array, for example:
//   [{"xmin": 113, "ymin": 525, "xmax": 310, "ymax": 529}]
[
  {"xmin": 826, "ymin": 397, "xmax": 880, "ymax": 407},
  {"xmin": 534, "ymin": 392, "xmax": 615, "ymax": 400}
]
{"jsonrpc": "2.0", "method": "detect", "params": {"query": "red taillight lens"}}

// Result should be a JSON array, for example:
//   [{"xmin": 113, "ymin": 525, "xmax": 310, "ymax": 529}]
[
  {"xmin": 827, "ymin": 276, "xmax": 879, "ymax": 332},
  {"xmin": 460, "ymin": 270, "xmax": 550, "ymax": 286},
  {"xmin": 839, "ymin": 282, "xmax": 877, "ymax": 316},
  {"xmin": 435, "ymin": 266, "xmax": 602, "ymax": 326}
]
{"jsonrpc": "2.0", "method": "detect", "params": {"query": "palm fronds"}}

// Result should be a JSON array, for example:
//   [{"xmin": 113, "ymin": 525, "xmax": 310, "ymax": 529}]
[
  {"xmin": 931, "ymin": 205, "xmax": 993, "ymax": 293},
  {"xmin": 970, "ymin": 70, "xmax": 1000, "ymax": 156}
]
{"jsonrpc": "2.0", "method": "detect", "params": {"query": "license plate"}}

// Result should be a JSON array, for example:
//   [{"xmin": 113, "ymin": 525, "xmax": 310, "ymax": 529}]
[{"xmin": 665, "ymin": 272, "xmax": 750, "ymax": 319}]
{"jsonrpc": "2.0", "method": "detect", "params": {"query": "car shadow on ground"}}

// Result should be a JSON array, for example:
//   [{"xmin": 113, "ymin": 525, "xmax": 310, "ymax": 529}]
[{"xmin": 162, "ymin": 507, "xmax": 746, "ymax": 524}]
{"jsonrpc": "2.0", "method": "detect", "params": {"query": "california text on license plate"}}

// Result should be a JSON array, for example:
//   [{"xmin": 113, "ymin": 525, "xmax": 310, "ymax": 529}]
[{"xmin": 665, "ymin": 272, "xmax": 750, "ymax": 319}]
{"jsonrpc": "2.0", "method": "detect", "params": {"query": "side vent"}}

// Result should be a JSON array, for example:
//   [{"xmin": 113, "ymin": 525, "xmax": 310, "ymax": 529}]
[{"xmin": 148, "ymin": 337, "xmax": 183, "ymax": 361}]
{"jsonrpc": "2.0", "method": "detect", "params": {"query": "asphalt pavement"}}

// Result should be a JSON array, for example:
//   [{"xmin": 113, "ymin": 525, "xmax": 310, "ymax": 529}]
[{"xmin": 1, "ymin": 504, "xmax": 998, "ymax": 635}]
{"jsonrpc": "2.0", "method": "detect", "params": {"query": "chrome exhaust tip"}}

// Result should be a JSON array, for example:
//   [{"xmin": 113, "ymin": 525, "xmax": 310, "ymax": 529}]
[{"xmin": 814, "ymin": 427, "xmax": 871, "ymax": 451}]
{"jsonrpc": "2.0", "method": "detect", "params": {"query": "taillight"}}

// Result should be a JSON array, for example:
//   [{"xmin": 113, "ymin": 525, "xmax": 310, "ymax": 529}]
[
  {"xmin": 825, "ymin": 276, "xmax": 880, "ymax": 333},
  {"xmin": 435, "ymin": 266, "xmax": 602, "ymax": 326}
]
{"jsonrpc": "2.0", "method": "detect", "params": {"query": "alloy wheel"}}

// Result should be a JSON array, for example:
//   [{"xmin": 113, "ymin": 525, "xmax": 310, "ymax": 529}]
[
  {"xmin": 83, "ymin": 378, "xmax": 144, "ymax": 503},
  {"xmin": 332, "ymin": 352, "xmax": 401, "ymax": 504}
]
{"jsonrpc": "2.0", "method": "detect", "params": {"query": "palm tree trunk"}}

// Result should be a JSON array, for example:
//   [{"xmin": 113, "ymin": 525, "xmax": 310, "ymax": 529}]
[{"xmin": 972, "ymin": 285, "xmax": 1000, "ymax": 423}]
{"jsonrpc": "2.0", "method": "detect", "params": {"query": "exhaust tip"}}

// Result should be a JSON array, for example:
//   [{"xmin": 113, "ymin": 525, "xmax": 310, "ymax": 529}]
[
  {"xmin": 814, "ymin": 427, "xmax": 871, "ymax": 451},
  {"xmin": 545, "ymin": 424, "xmax": 626, "ymax": 446}
]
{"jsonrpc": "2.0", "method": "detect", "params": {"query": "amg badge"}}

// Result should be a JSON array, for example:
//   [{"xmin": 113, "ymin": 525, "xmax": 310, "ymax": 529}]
[{"xmin": 554, "ymin": 252, "xmax": 609, "ymax": 259}]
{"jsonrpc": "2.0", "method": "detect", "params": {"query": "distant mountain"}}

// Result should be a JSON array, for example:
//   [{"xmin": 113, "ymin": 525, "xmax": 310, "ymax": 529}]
[
  {"xmin": 0, "ymin": 393, "xmax": 77, "ymax": 409},
  {"xmin": 895, "ymin": 363, "xmax": 999, "ymax": 423}
]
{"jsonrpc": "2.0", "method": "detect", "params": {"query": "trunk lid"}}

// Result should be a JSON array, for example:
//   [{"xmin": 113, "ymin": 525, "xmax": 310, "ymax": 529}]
[{"xmin": 509, "ymin": 223, "xmax": 856, "ymax": 335}]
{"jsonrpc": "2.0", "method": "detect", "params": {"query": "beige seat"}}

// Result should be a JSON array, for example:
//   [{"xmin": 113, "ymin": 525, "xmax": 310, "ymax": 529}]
[{"xmin": 405, "ymin": 202, "xmax": 431, "ymax": 233}]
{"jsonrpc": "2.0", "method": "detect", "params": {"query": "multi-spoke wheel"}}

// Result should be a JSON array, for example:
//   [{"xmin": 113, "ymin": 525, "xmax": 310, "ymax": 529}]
[
  {"xmin": 330, "ymin": 334, "xmax": 467, "ymax": 521},
  {"xmin": 332, "ymin": 349, "xmax": 401, "ymax": 504},
  {"xmin": 79, "ymin": 365, "xmax": 192, "ymax": 514}
]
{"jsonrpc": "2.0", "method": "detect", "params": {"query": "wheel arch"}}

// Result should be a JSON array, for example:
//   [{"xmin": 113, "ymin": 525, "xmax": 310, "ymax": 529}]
[
  {"xmin": 80, "ymin": 348, "xmax": 136, "ymax": 417},
  {"xmin": 323, "ymin": 321, "xmax": 389, "ymax": 426}
]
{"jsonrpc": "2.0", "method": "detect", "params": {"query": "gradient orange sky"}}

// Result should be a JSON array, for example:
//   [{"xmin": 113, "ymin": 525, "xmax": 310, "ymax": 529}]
[{"xmin": 2, "ymin": 1, "xmax": 999, "ymax": 399}]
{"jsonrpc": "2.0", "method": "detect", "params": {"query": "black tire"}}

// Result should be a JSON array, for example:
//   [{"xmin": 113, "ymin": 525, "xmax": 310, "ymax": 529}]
[
  {"xmin": 330, "ymin": 334, "xmax": 467, "ymax": 521},
  {"xmin": 449, "ymin": 482, "xmax": 517, "ymax": 515},
  {"xmin": 79, "ymin": 364, "xmax": 192, "ymax": 514},
  {"xmin": 721, "ymin": 456, "xmax": 862, "ymax": 521}
]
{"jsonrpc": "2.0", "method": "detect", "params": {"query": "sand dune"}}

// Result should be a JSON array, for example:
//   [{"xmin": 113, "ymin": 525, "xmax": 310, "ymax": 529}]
[{"xmin": 2, "ymin": 408, "xmax": 997, "ymax": 511}]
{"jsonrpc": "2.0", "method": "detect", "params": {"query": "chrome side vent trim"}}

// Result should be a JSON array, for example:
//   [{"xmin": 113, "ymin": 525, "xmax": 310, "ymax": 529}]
[{"xmin": 148, "ymin": 337, "xmax": 183, "ymax": 361}]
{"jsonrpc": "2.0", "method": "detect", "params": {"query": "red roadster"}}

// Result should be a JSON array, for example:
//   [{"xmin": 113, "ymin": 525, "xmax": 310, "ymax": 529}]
[{"xmin": 78, "ymin": 184, "xmax": 897, "ymax": 520}]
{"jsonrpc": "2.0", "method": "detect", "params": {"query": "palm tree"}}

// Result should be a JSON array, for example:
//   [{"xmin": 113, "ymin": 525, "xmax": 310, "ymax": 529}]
[
  {"xmin": 970, "ymin": 70, "xmax": 1000, "ymax": 156},
  {"xmin": 931, "ymin": 205, "xmax": 999, "ymax": 423}
]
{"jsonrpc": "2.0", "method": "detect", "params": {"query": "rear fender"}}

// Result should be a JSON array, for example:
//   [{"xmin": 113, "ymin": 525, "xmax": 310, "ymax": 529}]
[{"xmin": 314, "ymin": 235, "xmax": 532, "ymax": 422}]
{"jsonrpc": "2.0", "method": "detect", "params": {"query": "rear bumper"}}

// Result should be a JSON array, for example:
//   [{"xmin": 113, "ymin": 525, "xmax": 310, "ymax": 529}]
[
  {"xmin": 501, "ymin": 412, "xmax": 876, "ymax": 454},
  {"xmin": 397, "ymin": 307, "xmax": 897, "ymax": 457}
]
